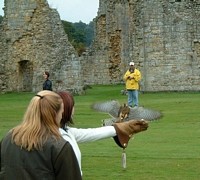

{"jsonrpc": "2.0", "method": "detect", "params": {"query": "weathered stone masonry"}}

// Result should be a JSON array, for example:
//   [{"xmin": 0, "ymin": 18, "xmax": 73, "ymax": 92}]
[
  {"xmin": 0, "ymin": 0, "xmax": 200, "ymax": 93},
  {"xmin": 0, "ymin": 0, "xmax": 83, "ymax": 93},
  {"xmin": 83, "ymin": 0, "xmax": 200, "ymax": 91}
]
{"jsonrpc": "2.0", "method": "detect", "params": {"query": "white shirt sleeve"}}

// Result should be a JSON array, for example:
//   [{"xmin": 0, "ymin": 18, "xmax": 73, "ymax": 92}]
[
  {"xmin": 68, "ymin": 126, "xmax": 116, "ymax": 143},
  {"xmin": 60, "ymin": 126, "xmax": 117, "ymax": 174}
]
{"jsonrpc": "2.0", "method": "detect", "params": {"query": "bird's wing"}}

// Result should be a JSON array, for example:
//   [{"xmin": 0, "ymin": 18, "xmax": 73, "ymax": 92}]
[
  {"xmin": 127, "ymin": 106, "xmax": 162, "ymax": 121},
  {"xmin": 91, "ymin": 100, "xmax": 121, "ymax": 118},
  {"xmin": 102, "ymin": 106, "xmax": 162, "ymax": 126},
  {"xmin": 102, "ymin": 118, "xmax": 118, "ymax": 126}
]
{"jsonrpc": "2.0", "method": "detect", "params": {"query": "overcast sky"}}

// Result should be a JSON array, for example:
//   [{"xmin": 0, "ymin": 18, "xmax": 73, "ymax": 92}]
[{"xmin": 0, "ymin": 0, "xmax": 99, "ymax": 24}]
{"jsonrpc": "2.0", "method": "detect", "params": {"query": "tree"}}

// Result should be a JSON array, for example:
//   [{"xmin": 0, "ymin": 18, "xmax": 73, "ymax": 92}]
[
  {"xmin": 0, "ymin": 15, "xmax": 3, "ymax": 24},
  {"xmin": 61, "ymin": 20, "xmax": 94, "ymax": 55}
]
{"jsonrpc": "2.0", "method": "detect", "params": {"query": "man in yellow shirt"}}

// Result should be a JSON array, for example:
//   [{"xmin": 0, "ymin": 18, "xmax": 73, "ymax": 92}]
[{"xmin": 123, "ymin": 62, "xmax": 141, "ymax": 107}]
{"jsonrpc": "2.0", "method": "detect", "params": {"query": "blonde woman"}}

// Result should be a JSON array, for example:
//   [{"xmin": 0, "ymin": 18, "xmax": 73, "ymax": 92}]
[{"xmin": 0, "ymin": 90, "xmax": 82, "ymax": 180}]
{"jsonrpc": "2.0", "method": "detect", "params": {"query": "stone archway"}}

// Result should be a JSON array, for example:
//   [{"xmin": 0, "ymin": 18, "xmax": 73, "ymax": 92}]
[{"xmin": 18, "ymin": 60, "xmax": 33, "ymax": 91}]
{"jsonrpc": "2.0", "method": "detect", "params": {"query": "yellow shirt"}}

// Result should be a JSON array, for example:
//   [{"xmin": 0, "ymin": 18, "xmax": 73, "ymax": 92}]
[{"xmin": 123, "ymin": 68, "xmax": 141, "ymax": 90}]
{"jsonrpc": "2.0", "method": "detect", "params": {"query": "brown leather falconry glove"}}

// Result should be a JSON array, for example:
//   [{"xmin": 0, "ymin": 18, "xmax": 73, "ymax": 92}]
[{"xmin": 113, "ymin": 119, "xmax": 149, "ymax": 148}]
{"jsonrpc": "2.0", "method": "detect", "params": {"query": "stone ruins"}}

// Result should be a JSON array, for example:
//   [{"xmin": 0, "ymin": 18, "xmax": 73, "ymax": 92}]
[{"xmin": 0, "ymin": 0, "xmax": 200, "ymax": 93}]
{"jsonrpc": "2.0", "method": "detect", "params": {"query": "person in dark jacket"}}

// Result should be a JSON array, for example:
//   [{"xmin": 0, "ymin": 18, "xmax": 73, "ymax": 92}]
[
  {"xmin": 0, "ymin": 90, "xmax": 82, "ymax": 180},
  {"xmin": 43, "ymin": 71, "xmax": 52, "ymax": 91}
]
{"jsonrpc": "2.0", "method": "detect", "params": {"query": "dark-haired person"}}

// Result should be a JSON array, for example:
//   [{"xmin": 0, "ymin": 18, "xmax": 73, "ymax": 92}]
[
  {"xmin": 0, "ymin": 90, "xmax": 82, "ymax": 180},
  {"xmin": 43, "ymin": 71, "xmax": 52, "ymax": 91},
  {"xmin": 58, "ymin": 91, "xmax": 148, "ymax": 175}
]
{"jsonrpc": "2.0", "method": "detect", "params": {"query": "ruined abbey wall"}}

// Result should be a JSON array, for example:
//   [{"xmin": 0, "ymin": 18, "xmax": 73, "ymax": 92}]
[
  {"xmin": 0, "ymin": 0, "xmax": 200, "ymax": 93},
  {"xmin": 83, "ymin": 0, "xmax": 200, "ymax": 91},
  {"xmin": 0, "ymin": 0, "xmax": 83, "ymax": 93}
]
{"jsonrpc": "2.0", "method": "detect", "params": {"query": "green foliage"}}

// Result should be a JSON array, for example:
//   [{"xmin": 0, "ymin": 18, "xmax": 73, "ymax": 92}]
[
  {"xmin": 0, "ymin": 15, "xmax": 3, "ymax": 24},
  {"xmin": 62, "ymin": 20, "xmax": 76, "ymax": 42},
  {"xmin": 62, "ymin": 20, "xmax": 94, "ymax": 56},
  {"xmin": 0, "ymin": 85, "xmax": 200, "ymax": 179},
  {"xmin": 0, "ymin": 15, "xmax": 93, "ymax": 55}
]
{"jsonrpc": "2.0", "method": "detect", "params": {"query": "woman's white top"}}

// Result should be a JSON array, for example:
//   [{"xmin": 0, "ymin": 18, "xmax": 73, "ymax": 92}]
[{"xmin": 59, "ymin": 126, "xmax": 116, "ymax": 175}]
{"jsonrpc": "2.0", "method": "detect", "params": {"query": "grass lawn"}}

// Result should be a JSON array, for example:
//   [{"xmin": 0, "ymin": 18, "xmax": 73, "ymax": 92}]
[{"xmin": 0, "ymin": 85, "xmax": 200, "ymax": 180}]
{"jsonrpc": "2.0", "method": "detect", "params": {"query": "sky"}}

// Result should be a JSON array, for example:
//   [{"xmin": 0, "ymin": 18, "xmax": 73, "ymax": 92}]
[{"xmin": 0, "ymin": 0, "xmax": 99, "ymax": 24}]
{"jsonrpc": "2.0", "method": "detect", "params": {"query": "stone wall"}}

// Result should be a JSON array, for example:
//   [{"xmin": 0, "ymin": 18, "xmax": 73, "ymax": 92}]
[
  {"xmin": 0, "ymin": 0, "xmax": 83, "ymax": 93},
  {"xmin": 83, "ymin": 0, "xmax": 200, "ymax": 91},
  {"xmin": 0, "ymin": 0, "xmax": 200, "ymax": 93}
]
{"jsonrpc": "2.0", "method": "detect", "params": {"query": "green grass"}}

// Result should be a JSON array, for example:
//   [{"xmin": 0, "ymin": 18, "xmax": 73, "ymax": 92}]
[{"xmin": 0, "ymin": 85, "xmax": 200, "ymax": 180}]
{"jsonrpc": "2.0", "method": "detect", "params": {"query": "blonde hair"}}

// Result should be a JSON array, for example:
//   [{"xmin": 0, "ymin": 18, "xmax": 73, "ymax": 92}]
[{"xmin": 11, "ymin": 90, "xmax": 63, "ymax": 151}]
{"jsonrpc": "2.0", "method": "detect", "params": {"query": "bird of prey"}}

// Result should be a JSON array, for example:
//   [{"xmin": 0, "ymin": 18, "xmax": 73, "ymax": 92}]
[{"xmin": 91, "ymin": 100, "xmax": 162, "ymax": 126}]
